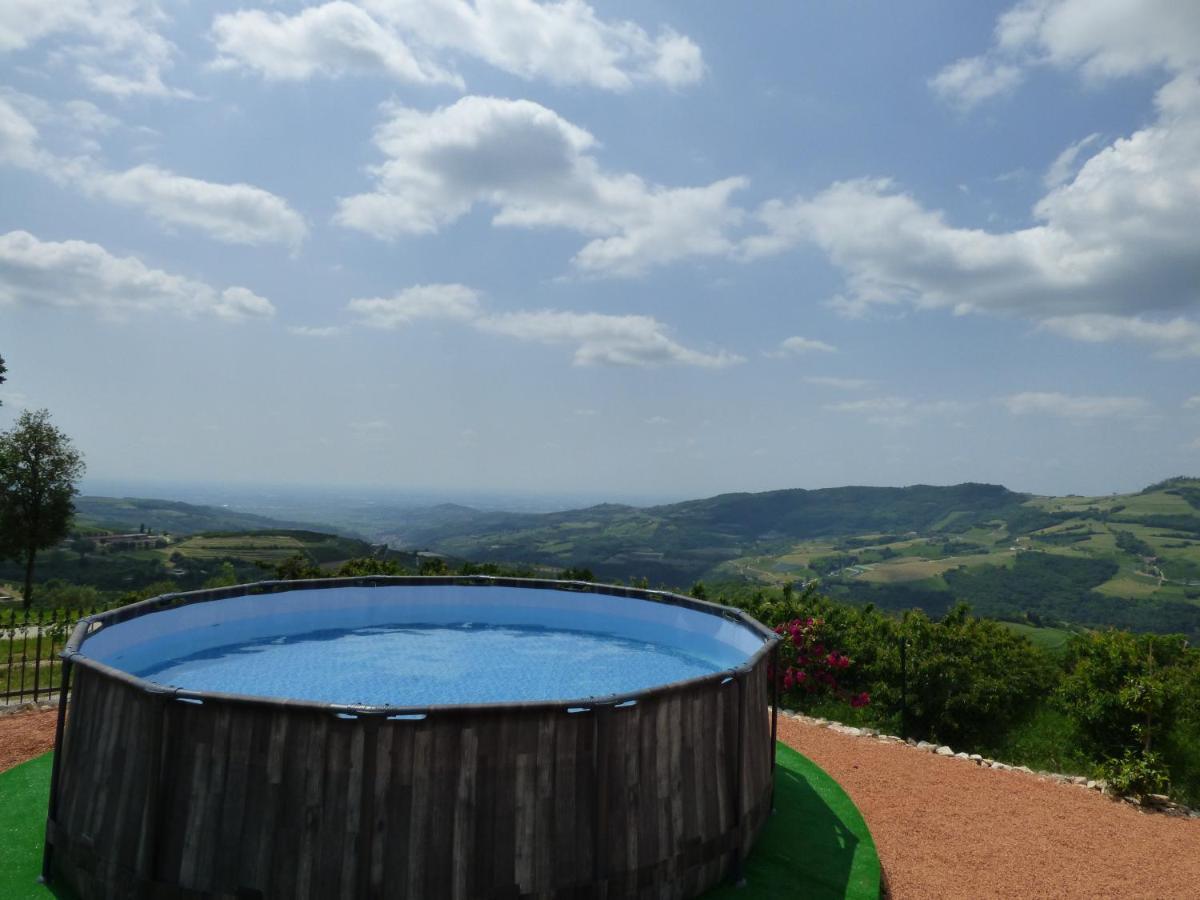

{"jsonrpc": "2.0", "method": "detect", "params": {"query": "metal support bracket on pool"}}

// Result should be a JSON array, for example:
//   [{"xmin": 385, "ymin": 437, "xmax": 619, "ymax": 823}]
[{"xmin": 43, "ymin": 576, "xmax": 779, "ymax": 900}]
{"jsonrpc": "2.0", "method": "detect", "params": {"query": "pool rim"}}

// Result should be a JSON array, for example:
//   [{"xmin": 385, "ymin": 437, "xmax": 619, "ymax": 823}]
[{"xmin": 60, "ymin": 575, "xmax": 780, "ymax": 717}]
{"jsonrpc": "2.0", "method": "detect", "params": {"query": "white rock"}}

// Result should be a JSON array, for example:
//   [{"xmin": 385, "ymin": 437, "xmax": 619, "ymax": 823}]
[
  {"xmin": 936, "ymin": 746, "xmax": 955, "ymax": 756},
  {"xmin": 968, "ymin": 754, "xmax": 983, "ymax": 762},
  {"xmin": 1069, "ymin": 776, "xmax": 1088, "ymax": 786},
  {"xmin": 954, "ymin": 752, "xmax": 970, "ymax": 760},
  {"xmin": 992, "ymin": 762, "xmax": 1011, "ymax": 771},
  {"xmin": 916, "ymin": 741, "xmax": 936, "ymax": 752},
  {"xmin": 1014, "ymin": 765, "xmax": 1034, "ymax": 775}
]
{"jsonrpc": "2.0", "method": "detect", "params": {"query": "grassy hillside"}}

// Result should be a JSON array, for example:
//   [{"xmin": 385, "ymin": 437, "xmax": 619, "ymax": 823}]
[
  {"xmin": 74, "ymin": 496, "xmax": 348, "ymax": 537},
  {"xmin": 378, "ymin": 479, "xmax": 1200, "ymax": 638}
]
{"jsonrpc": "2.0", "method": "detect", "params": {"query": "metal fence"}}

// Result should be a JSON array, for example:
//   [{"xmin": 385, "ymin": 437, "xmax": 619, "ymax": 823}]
[{"xmin": 1, "ymin": 607, "xmax": 102, "ymax": 705}]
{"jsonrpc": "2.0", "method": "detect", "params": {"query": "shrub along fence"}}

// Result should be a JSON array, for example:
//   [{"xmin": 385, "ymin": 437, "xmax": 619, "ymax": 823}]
[{"xmin": 1, "ymin": 608, "xmax": 103, "ymax": 706}]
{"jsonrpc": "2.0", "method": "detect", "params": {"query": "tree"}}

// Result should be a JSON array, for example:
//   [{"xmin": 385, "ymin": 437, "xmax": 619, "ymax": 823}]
[
  {"xmin": 0, "ymin": 353, "xmax": 6, "ymax": 403},
  {"xmin": 0, "ymin": 409, "xmax": 85, "ymax": 609}
]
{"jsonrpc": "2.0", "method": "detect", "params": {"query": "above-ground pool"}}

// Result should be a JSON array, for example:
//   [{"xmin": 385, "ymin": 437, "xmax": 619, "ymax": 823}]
[{"xmin": 45, "ymin": 577, "xmax": 779, "ymax": 899}]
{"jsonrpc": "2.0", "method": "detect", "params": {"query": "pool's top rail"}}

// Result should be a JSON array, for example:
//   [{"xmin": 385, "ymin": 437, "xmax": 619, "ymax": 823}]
[{"xmin": 61, "ymin": 575, "xmax": 779, "ymax": 718}]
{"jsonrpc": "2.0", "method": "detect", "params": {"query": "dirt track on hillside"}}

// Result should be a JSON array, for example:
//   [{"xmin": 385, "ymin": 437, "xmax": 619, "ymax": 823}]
[{"xmin": 778, "ymin": 716, "xmax": 1200, "ymax": 899}]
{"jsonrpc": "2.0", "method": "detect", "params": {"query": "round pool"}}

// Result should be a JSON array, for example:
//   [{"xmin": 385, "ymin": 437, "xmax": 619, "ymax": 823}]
[{"xmin": 45, "ymin": 577, "xmax": 779, "ymax": 899}]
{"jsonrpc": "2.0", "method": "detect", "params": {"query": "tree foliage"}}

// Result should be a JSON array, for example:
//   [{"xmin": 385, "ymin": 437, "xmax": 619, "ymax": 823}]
[{"xmin": 0, "ymin": 409, "xmax": 85, "ymax": 609}]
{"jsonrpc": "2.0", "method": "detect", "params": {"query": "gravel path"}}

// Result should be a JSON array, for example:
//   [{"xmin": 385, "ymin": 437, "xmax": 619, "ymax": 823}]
[
  {"xmin": 2, "ymin": 709, "xmax": 1198, "ymax": 897},
  {"xmin": 0, "ymin": 708, "xmax": 57, "ymax": 774},
  {"xmin": 778, "ymin": 716, "xmax": 1200, "ymax": 899}
]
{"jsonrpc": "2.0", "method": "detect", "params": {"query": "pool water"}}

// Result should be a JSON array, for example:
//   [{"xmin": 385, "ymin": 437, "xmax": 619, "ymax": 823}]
[{"xmin": 133, "ymin": 622, "xmax": 726, "ymax": 706}]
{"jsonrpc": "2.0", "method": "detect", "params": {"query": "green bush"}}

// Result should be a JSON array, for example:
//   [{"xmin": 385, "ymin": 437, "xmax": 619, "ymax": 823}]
[{"xmin": 1100, "ymin": 750, "xmax": 1170, "ymax": 798}]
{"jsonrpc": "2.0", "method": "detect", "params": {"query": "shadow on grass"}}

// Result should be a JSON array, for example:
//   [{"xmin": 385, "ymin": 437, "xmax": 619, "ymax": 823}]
[{"xmin": 706, "ymin": 742, "xmax": 878, "ymax": 899}]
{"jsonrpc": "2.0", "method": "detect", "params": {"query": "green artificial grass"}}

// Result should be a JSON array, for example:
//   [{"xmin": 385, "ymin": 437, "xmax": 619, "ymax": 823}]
[
  {"xmin": 705, "ymin": 742, "xmax": 880, "ymax": 900},
  {"xmin": 0, "ymin": 744, "xmax": 879, "ymax": 900},
  {"xmin": 0, "ymin": 753, "xmax": 70, "ymax": 900}
]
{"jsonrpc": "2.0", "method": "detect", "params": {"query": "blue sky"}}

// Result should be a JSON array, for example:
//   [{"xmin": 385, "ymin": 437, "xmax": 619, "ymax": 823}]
[{"xmin": 1, "ymin": 0, "xmax": 1198, "ymax": 501}]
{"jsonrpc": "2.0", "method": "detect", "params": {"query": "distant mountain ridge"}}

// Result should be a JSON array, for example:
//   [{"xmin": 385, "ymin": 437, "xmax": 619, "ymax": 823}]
[
  {"xmin": 74, "ymin": 496, "xmax": 353, "ymax": 538},
  {"xmin": 382, "ymin": 482, "xmax": 1030, "ymax": 584}
]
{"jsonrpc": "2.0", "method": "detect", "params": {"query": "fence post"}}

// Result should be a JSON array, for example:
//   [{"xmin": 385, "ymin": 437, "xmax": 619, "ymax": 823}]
[{"xmin": 32, "ymin": 610, "xmax": 44, "ymax": 702}]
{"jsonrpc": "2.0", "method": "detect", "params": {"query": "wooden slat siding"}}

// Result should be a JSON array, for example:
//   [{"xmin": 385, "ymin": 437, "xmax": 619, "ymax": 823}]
[
  {"xmin": 469, "ymin": 715, "xmax": 498, "ymax": 897},
  {"xmin": 196, "ymin": 703, "xmax": 233, "ymax": 886},
  {"xmin": 512, "ymin": 715, "xmax": 537, "ymax": 894},
  {"xmin": 429, "ymin": 717, "xmax": 462, "ymax": 896},
  {"xmin": 108, "ymin": 691, "xmax": 152, "ymax": 886},
  {"xmin": 52, "ymin": 651, "xmax": 776, "ymax": 900},
  {"xmin": 367, "ymin": 721, "xmax": 393, "ymax": 898},
  {"xmin": 267, "ymin": 709, "xmax": 312, "ymax": 898},
  {"xmin": 99, "ymin": 678, "xmax": 141, "ymax": 888},
  {"xmin": 451, "ymin": 726, "xmax": 479, "ymax": 900},
  {"xmin": 83, "ymin": 670, "xmax": 120, "ymax": 850},
  {"xmin": 55, "ymin": 669, "xmax": 92, "ymax": 840},
  {"xmin": 405, "ymin": 722, "xmax": 434, "ymax": 898},
  {"xmin": 568, "ymin": 708, "xmax": 595, "ymax": 898},
  {"xmin": 668, "ymin": 692, "xmax": 686, "ymax": 890},
  {"xmin": 153, "ymin": 701, "xmax": 188, "ymax": 884},
  {"xmin": 349, "ymin": 720, "xmax": 374, "ymax": 900},
  {"xmin": 297, "ymin": 715, "xmax": 336, "ymax": 897},
  {"xmin": 314, "ymin": 718, "xmax": 348, "ymax": 899},
  {"xmin": 214, "ymin": 704, "xmax": 254, "ymax": 889},
  {"xmin": 381, "ymin": 719, "xmax": 415, "ymax": 894},
  {"xmin": 636, "ymin": 695, "xmax": 660, "ymax": 894},
  {"xmin": 246, "ymin": 709, "xmax": 289, "ymax": 891},
  {"xmin": 88, "ymin": 677, "xmax": 125, "ymax": 890},
  {"xmin": 550, "ymin": 712, "xmax": 578, "ymax": 890},
  {"xmin": 532, "ymin": 714, "xmax": 556, "ymax": 893},
  {"xmin": 178, "ymin": 701, "xmax": 217, "ymax": 888},
  {"xmin": 624, "ymin": 705, "xmax": 643, "ymax": 900}
]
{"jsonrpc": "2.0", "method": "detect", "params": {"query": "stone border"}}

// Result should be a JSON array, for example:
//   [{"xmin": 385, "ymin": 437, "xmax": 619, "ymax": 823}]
[
  {"xmin": 777, "ymin": 709, "xmax": 1200, "ymax": 820},
  {"xmin": 0, "ymin": 698, "xmax": 58, "ymax": 717}
]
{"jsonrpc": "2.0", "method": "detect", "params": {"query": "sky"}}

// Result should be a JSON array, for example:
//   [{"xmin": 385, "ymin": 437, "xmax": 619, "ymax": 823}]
[{"xmin": 1, "ymin": 0, "xmax": 1199, "ymax": 503}]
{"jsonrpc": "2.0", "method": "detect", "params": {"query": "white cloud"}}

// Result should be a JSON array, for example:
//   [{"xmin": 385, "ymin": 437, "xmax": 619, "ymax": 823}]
[
  {"xmin": 0, "ymin": 0, "xmax": 183, "ymax": 98},
  {"xmin": 213, "ymin": 0, "xmax": 703, "ymax": 91},
  {"xmin": 0, "ymin": 99, "xmax": 307, "ymax": 249},
  {"xmin": 0, "ymin": 230, "xmax": 274, "ymax": 321},
  {"xmin": 825, "ymin": 396, "xmax": 972, "ymax": 427},
  {"xmin": 344, "ymin": 280, "xmax": 737, "ymax": 367},
  {"xmin": 336, "ymin": 96, "xmax": 746, "ymax": 276},
  {"xmin": 1039, "ymin": 314, "xmax": 1200, "ymax": 358},
  {"xmin": 929, "ymin": 56, "xmax": 1024, "ymax": 108},
  {"xmin": 87, "ymin": 165, "xmax": 308, "ymax": 249},
  {"xmin": 1002, "ymin": 391, "xmax": 1147, "ymax": 419},
  {"xmin": 1183, "ymin": 395, "xmax": 1200, "ymax": 409},
  {"xmin": 1043, "ymin": 132, "xmax": 1101, "ymax": 188},
  {"xmin": 348, "ymin": 283, "xmax": 481, "ymax": 328},
  {"xmin": 803, "ymin": 375, "xmax": 874, "ymax": 390},
  {"xmin": 211, "ymin": 3, "xmax": 461, "ymax": 86},
  {"xmin": 931, "ymin": 0, "xmax": 1200, "ymax": 108},
  {"xmin": 0, "ymin": 95, "xmax": 49, "ymax": 170},
  {"xmin": 770, "ymin": 335, "xmax": 836, "ymax": 356},
  {"xmin": 476, "ymin": 310, "xmax": 743, "ymax": 368},
  {"xmin": 287, "ymin": 325, "xmax": 346, "ymax": 338},
  {"xmin": 742, "ymin": 69, "xmax": 1200, "ymax": 353}
]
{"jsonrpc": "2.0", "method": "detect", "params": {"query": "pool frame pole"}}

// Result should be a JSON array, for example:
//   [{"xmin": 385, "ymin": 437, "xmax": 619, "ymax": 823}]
[{"xmin": 39, "ymin": 654, "xmax": 73, "ymax": 884}]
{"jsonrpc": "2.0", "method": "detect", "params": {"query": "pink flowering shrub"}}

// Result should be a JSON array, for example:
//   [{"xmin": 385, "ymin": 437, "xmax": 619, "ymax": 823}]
[{"xmin": 773, "ymin": 616, "xmax": 869, "ymax": 709}]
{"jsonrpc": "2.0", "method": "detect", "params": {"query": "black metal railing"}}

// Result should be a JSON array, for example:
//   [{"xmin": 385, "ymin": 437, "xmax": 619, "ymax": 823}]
[{"xmin": 1, "ymin": 607, "xmax": 102, "ymax": 705}]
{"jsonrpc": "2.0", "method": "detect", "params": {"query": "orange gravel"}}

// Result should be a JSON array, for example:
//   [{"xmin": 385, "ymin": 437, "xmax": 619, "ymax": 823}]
[
  {"xmin": 778, "ymin": 716, "xmax": 1200, "ymax": 899},
  {"xmin": 0, "ymin": 708, "xmax": 58, "ymax": 774}
]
